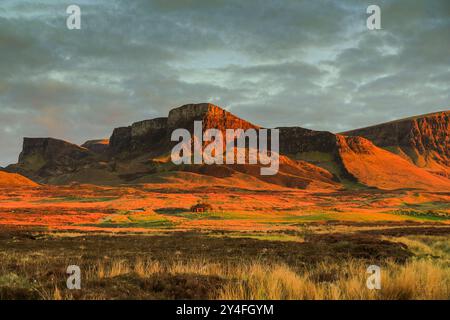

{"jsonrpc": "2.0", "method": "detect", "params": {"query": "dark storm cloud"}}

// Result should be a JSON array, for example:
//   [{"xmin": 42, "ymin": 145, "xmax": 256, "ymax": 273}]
[{"xmin": 0, "ymin": 0, "xmax": 449, "ymax": 165}]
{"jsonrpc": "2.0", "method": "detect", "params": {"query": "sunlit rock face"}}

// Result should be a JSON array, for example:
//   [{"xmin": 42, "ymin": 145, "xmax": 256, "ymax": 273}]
[
  {"xmin": 167, "ymin": 103, "xmax": 258, "ymax": 132},
  {"xmin": 342, "ymin": 111, "xmax": 450, "ymax": 178},
  {"xmin": 108, "ymin": 103, "xmax": 259, "ymax": 156}
]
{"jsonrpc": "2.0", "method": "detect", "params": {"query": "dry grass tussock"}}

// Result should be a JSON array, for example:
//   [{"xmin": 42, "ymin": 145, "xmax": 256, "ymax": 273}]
[
  {"xmin": 80, "ymin": 257, "xmax": 449, "ymax": 300},
  {"xmin": 1, "ymin": 235, "xmax": 448, "ymax": 300}
]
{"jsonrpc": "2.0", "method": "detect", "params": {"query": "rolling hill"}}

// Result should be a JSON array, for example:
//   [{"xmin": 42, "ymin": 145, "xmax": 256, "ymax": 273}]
[{"xmin": 0, "ymin": 171, "xmax": 38, "ymax": 187}]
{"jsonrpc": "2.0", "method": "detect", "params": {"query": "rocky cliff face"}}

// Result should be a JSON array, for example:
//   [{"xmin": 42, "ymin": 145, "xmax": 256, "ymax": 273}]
[
  {"xmin": 278, "ymin": 127, "xmax": 337, "ymax": 154},
  {"xmin": 81, "ymin": 139, "xmax": 109, "ymax": 154},
  {"xmin": 109, "ymin": 117, "xmax": 168, "ymax": 155},
  {"xmin": 167, "ymin": 103, "xmax": 211, "ymax": 128},
  {"xmin": 108, "ymin": 103, "xmax": 259, "ymax": 157},
  {"xmin": 167, "ymin": 103, "xmax": 258, "ymax": 131},
  {"xmin": 19, "ymin": 137, "xmax": 91, "ymax": 165},
  {"xmin": 109, "ymin": 127, "xmax": 132, "ymax": 154},
  {"xmin": 342, "ymin": 111, "xmax": 450, "ymax": 177},
  {"xmin": 132, "ymin": 117, "xmax": 167, "ymax": 137},
  {"xmin": 7, "ymin": 137, "xmax": 94, "ymax": 180}
]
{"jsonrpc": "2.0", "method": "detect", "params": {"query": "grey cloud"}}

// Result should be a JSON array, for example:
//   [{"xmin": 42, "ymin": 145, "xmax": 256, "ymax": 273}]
[{"xmin": 0, "ymin": 0, "xmax": 449, "ymax": 166}]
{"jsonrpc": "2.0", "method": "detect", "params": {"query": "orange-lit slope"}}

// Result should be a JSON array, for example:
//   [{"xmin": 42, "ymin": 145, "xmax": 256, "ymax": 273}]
[
  {"xmin": 0, "ymin": 171, "xmax": 38, "ymax": 187},
  {"xmin": 341, "ymin": 111, "xmax": 450, "ymax": 178},
  {"xmin": 181, "ymin": 155, "xmax": 340, "ymax": 190},
  {"xmin": 336, "ymin": 135, "xmax": 450, "ymax": 191}
]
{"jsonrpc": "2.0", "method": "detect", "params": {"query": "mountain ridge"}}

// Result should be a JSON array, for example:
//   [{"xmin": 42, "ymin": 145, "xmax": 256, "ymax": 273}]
[{"xmin": 5, "ymin": 103, "xmax": 450, "ymax": 191}]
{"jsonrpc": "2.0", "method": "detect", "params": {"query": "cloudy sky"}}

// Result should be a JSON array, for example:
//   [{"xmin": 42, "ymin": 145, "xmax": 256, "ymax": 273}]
[{"xmin": 0, "ymin": 0, "xmax": 449, "ymax": 166}]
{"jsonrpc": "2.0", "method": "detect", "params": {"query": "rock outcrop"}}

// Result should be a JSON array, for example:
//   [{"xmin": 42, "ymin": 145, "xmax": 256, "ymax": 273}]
[
  {"xmin": 19, "ymin": 137, "xmax": 91, "ymax": 166},
  {"xmin": 6, "ymin": 137, "xmax": 94, "ymax": 181},
  {"xmin": 167, "ymin": 103, "xmax": 258, "ymax": 131},
  {"xmin": 108, "ymin": 103, "xmax": 259, "ymax": 157},
  {"xmin": 109, "ymin": 117, "xmax": 168, "ymax": 155},
  {"xmin": 278, "ymin": 127, "xmax": 337, "ymax": 154},
  {"xmin": 81, "ymin": 139, "xmax": 109, "ymax": 154},
  {"xmin": 109, "ymin": 126, "xmax": 132, "ymax": 154}
]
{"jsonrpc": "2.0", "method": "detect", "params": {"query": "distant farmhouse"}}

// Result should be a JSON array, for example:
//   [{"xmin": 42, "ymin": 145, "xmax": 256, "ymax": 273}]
[{"xmin": 190, "ymin": 202, "xmax": 213, "ymax": 213}]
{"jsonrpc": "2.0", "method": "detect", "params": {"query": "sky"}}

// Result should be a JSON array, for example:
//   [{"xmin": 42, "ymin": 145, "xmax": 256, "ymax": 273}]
[{"xmin": 0, "ymin": 0, "xmax": 449, "ymax": 166}]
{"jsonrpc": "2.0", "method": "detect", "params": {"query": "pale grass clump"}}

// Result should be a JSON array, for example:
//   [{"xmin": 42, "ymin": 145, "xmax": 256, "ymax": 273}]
[
  {"xmin": 100, "ymin": 260, "xmax": 130, "ymax": 278},
  {"xmin": 93, "ymin": 259, "xmax": 161, "ymax": 279},
  {"xmin": 218, "ymin": 261, "xmax": 308, "ymax": 299},
  {"xmin": 95, "ymin": 258, "xmax": 228, "ymax": 279},
  {"xmin": 391, "ymin": 236, "xmax": 450, "ymax": 260},
  {"xmin": 134, "ymin": 258, "xmax": 162, "ymax": 277},
  {"xmin": 36, "ymin": 284, "xmax": 67, "ymax": 300},
  {"xmin": 389, "ymin": 237, "xmax": 436, "ymax": 257},
  {"xmin": 218, "ymin": 259, "xmax": 450, "ymax": 300},
  {"xmin": 218, "ymin": 262, "xmax": 331, "ymax": 300},
  {"xmin": 40, "ymin": 254, "xmax": 449, "ymax": 300},
  {"xmin": 96, "ymin": 263, "xmax": 106, "ymax": 279},
  {"xmin": 168, "ymin": 259, "xmax": 224, "ymax": 276},
  {"xmin": 53, "ymin": 286, "xmax": 62, "ymax": 300},
  {"xmin": 110, "ymin": 260, "xmax": 130, "ymax": 277},
  {"xmin": 381, "ymin": 259, "xmax": 450, "ymax": 300}
]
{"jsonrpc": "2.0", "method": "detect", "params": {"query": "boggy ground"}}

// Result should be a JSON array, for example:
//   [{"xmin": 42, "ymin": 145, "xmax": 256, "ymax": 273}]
[
  {"xmin": 0, "ymin": 183, "xmax": 449, "ymax": 299},
  {"xmin": 0, "ymin": 225, "xmax": 449, "ymax": 299}
]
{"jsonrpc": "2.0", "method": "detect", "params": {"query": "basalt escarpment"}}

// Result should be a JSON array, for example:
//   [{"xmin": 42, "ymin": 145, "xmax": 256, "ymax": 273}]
[
  {"xmin": 6, "ymin": 138, "xmax": 96, "ymax": 181},
  {"xmin": 167, "ymin": 103, "xmax": 258, "ymax": 132},
  {"xmin": 109, "ymin": 117, "xmax": 168, "ymax": 155},
  {"xmin": 278, "ymin": 127, "xmax": 337, "ymax": 154},
  {"xmin": 19, "ymin": 138, "xmax": 91, "ymax": 164},
  {"xmin": 342, "ymin": 111, "xmax": 450, "ymax": 178},
  {"xmin": 109, "ymin": 103, "xmax": 259, "ymax": 157}
]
